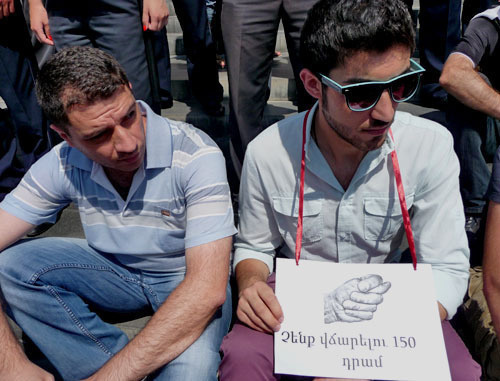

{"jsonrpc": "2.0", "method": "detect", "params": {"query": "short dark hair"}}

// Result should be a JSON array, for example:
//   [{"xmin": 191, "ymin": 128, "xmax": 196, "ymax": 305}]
[
  {"xmin": 300, "ymin": 0, "xmax": 415, "ymax": 76},
  {"xmin": 36, "ymin": 46, "xmax": 130, "ymax": 130}
]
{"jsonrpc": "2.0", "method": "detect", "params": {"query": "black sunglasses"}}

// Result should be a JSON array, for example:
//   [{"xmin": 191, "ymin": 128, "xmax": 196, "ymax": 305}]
[{"xmin": 319, "ymin": 59, "xmax": 425, "ymax": 111}]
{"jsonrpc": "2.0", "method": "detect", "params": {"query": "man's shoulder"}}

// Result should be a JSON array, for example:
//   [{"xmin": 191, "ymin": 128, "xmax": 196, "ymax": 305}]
[
  {"xmin": 393, "ymin": 111, "xmax": 453, "ymax": 144},
  {"xmin": 166, "ymin": 118, "xmax": 222, "ymax": 154},
  {"xmin": 392, "ymin": 111, "xmax": 456, "ymax": 180},
  {"xmin": 454, "ymin": 13, "xmax": 500, "ymax": 62},
  {"xmin": 246, "ymin": 111, "xmax": 305, "ymax": 162},
  {"xmin": 472, "ymin": 6, "xmax": 500, "ymax": 24},
  {"xmin": 159, "ymin": 119, "xmax": 224, "ymax": 170},
  {"xmin": 31, "ymin": 141, "xmax": 89, "ymax": 173},
  {"xmin": 161, "ymin": 119, "xmax": 227, "ymax": 180}
]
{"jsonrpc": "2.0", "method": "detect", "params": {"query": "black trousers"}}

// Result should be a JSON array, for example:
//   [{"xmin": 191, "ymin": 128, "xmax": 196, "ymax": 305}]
[
  {"xmin": 403, "ymin": 0, "xmax": 461, "ymax": 86},
  {"xmin": 221, "ymin": 0, "xmax": 316, "ymax": 171},
  {"xmin": 46, "ymin": 0, "xmax": 157, "ymax": 110},
  {"xmin": 0, "ymin": 0, "xmax": 51, "ymax": 201},
  {"xmin": 171, "ymin": 0, "xmax": 223, "ymax": 108}
]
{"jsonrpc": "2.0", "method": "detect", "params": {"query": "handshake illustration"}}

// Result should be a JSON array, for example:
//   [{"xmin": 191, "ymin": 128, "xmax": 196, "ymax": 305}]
[{"xmin": 323, "ymin": 274, "xmax": 391, "ymax": 324}]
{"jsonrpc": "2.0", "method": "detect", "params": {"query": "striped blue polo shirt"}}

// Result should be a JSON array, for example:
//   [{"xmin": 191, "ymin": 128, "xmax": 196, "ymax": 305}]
[{"xmin": 0, "ymin": 101, "xmax": 236, "ymax": 272}]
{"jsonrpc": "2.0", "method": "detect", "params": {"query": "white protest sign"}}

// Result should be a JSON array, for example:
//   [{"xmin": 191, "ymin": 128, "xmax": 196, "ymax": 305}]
[{"xmin": 274, "ymin": 258, "xmax": 450, "ymax": 381}]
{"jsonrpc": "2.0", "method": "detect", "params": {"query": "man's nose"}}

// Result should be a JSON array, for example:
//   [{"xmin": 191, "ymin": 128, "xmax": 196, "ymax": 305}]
[
  {"xmin": 113, "ymin": 126, "xmax": 136, "ymax": 153},
  {"xmin": 370, "ymin": 89, "xmax": 396, "ymax": 122}
]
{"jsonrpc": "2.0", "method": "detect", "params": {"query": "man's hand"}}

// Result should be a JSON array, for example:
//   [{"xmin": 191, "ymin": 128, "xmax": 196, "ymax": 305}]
[
  {"xmin": 28, "ymin": 0, "xmax": 53, "ymax": 45},
  {"xmin": 0, "ymin": 0, "xmax": 15, "ymax": 19},
  {"xmin": 237, "ymin": 279, "xmax": 283, "ymax": 333},
  {"xmin": 142, "ymin": 0, "xmax": 169, "ymax": 31},
  {"xmin": 0, "ymin": 310, "xmax": 54, "ymax": 381},
  {"xmin": 323, "ymin": 274, "xmax": 391, "ymax": 323},
  {"xmin": 235, "ymin": 259, "xmax": 284, "ymax": 333}
]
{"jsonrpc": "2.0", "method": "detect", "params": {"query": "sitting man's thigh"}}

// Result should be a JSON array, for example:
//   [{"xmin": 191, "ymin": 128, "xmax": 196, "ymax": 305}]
[{"xmin": 0, "ymin": 237, "xmax": 148, "ymax": 312}]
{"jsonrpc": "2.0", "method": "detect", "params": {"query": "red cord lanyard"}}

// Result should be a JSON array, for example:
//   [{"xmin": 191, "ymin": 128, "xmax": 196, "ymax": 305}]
[{"xmin": 294, "ymin": 110, "xmax": 418, "ymax": 270}]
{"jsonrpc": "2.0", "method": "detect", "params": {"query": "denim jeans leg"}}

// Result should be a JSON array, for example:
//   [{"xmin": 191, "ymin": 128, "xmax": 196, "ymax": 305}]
[
  {"xmin": 446, "ymin": 98, "xmax": 492, "ymax": 215},
  {"xmin": 143, "ymin": 272, "xmax": 232, "ymax": 381},
  {"xmin": 0, "ymin": 237, "xmax": 151, "ymax": 380}
]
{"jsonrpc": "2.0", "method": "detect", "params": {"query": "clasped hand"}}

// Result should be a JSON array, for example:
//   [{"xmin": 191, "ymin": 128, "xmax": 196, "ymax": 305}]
[{"xmin": 324, "ymin": 274, "xmax": 391, "ymax": 323}]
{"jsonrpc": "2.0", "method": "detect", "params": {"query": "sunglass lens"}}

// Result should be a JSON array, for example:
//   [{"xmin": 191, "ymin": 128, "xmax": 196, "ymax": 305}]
[
  {"xmin": 346, "ymin": 85, "xmax": 382, "ymax": 110},
  {"xmin": 391, "ymin": 74, "xmax": 419, "ymax": 102}
]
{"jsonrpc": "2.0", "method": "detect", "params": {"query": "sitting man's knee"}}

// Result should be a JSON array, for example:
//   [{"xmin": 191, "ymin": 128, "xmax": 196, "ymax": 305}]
[
  {"xmin": 0, "ymin": 243, "xmax": 25, "ymax": 280},
  {"xmin": 219, "ymin": 324, "xmax": 274, "ymax": 379}
]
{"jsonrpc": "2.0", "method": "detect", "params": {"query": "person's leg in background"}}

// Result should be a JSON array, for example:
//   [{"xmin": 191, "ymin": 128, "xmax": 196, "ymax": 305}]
[
  {"xmin": 89, "ymin": 0, "xmax": 157, "ymax": 110},
  {"xmin": 281, "ymin": 0, "xmax": 316, "ymax": 113},
  {"xmin": 402, "ymin": 0, "xmax": 461, "ymax": 109},
  {"xmin": 171, "ymin": 0, "xmax": 224, "ymax": 116},
  {"xmin": 0, "ymin": 0, "xmax": 51, "ymax": 201},
  {"xmin": 446, "ymin": 93, "xmax": 499, "ymax": 265},
  {"xmin": 418, "ymin": 0, "xmax": 462, "ymax": 109},
  {"xmin": 47, "ymin": 0, "xmax": 157, "ymax": 110},
  {"xmin": 221, "ymin": 0, "xmax": 281, "ymax": 175},
  {"xmin": 152, "ymin": 27, "xmax": 174, "ymax": 110}
]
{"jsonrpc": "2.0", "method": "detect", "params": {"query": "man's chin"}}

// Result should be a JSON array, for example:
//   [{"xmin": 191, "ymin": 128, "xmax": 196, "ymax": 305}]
[{"xmin": 362, "ymin": 133, "xmax": 388, "ymax": 152}]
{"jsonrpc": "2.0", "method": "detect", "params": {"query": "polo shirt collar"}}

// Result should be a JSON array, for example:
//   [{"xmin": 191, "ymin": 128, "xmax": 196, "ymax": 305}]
[
  {"xmin": 66, "ymin": 143, "xmax": 93, "ymax": 171},
  {"xmin": 138, "ymin": 100, "xmax": 173, "ymax": 169}
]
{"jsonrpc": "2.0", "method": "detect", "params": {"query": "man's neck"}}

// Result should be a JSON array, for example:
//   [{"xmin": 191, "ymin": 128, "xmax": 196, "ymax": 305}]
[
  {"xmin": 313, "ymin": 112, "xmax": 365, "ymax": 190},
  {"xmin": 104, "ymin": 168, "xmax": 135, "ymax": 200}
]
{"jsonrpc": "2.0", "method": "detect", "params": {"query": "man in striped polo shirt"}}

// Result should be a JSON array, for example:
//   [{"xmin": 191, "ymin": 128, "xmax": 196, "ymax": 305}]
[{"xmin": 0, "ymin": 46, "xmax": 236, "ymax": 380}]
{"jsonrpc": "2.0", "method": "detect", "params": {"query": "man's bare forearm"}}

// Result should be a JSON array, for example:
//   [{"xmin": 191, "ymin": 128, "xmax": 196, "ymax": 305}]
[
  {"xmin": 440, "ymin": 53, "xmax": 500, "ymax": 120},
  {"xmin": 0, "ymin": 209, "xmax": 35, "ymax": 252},
  {"xmin": 85, "ymin": 237, "xmax": 232, "ymax": 381},
  {"xmin": 235, "ymin": 258, "xmax": 271, "ymax": 294},
  {"xmin": 0, "ymin": 309, "xmax": 54, "ymax": 379},
  {"xmin": 0, "ymin": 310, "xmax": 27, "ymax": 373}
]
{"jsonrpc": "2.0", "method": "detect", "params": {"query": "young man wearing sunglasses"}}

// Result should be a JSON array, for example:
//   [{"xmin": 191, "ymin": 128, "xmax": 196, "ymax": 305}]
[{"xmin": 218, "ymin": 0, "xmax": 481, "ymax": 380}]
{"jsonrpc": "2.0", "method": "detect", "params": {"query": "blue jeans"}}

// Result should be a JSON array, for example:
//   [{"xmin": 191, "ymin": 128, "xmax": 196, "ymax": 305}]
[
  {"xmin": 0, "ymin": 237, "xmax": 232, "ymax": 380},
  {"xmin": 446, "ymin": 95, "xmax": 500, "ymax": 215}
]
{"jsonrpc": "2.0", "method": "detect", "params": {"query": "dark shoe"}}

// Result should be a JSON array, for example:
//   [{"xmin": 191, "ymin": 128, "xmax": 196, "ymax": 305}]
[
  {"xmin": 465, "ymin": 215, "xmax": 481, "ymax": 234},
  {"xmin": 201, "ymin": 103, "xmax": 225, "ymax": 117},
  {"xmin": 160, "ymin": 89, "xmax": 173, "ymax": 109},
  {"xmin": 465, "ymin": 214, "xmax": 484, "ymax": 267},
  {"xmin": 161, "ymin": 98, "xmax": 173, "ymax": 109}
]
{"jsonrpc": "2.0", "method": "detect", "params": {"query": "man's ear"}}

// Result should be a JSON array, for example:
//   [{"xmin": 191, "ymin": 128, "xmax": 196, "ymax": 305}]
[
  {"xmin": 50, "ymin": 124, "xmax": 73, "ymax": 147},
  {"xmin": 128, "ymin": 82, "xmax": 133, "ymax": 90},
  {"xmin": 300, "ymin": 68, "xmax": 322, "ymax": 100}
]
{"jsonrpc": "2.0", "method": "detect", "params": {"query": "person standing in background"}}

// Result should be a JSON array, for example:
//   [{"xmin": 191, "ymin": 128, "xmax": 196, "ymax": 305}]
[{"xmin": 0, "ymin": 0, "xmax": 52, "ymax": 202}]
